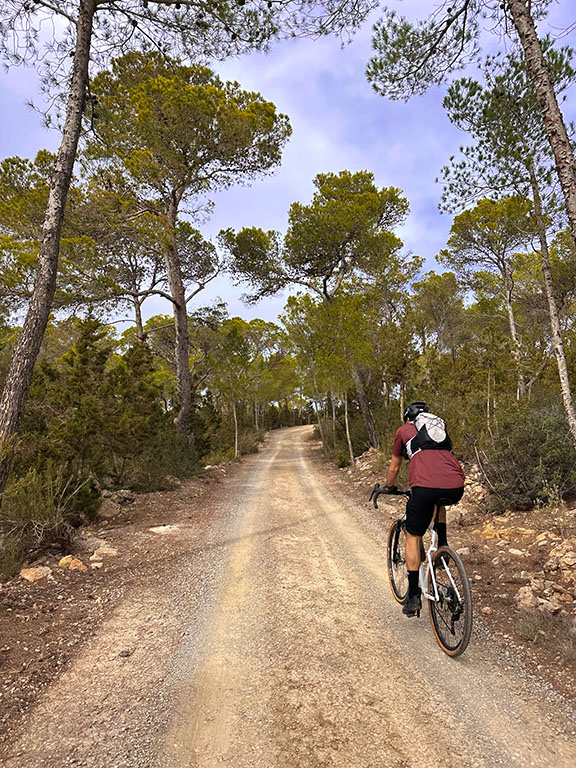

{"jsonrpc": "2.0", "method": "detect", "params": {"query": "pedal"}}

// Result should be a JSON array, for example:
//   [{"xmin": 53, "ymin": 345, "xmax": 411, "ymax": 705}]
[{"xmin": 417, "ymin": 610, "xmax": 421, "ymax": 618}]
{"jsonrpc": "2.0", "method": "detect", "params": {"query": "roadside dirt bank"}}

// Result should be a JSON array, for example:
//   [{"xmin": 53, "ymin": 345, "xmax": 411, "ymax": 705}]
[
  {"xmin": 0, "ymin": 460, "xmax": 245, "ymax": 755},
  {"xmin": 1, "ymin": 426, "xmax": 575, "ymax": 767}
]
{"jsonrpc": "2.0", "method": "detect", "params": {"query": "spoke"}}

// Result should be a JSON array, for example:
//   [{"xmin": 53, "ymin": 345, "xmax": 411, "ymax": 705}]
[
  {"xmin": 434, "ymin": 571, "xmax": 466, "ymax": 644},
  {"xmin": 436, "ymin": 606, "xmax": 457, "ymax": 637}
]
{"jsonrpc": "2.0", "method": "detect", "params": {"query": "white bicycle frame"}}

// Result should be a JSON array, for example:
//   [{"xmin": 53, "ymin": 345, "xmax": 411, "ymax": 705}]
[{"xmin": 418, "ymin": 504, "xmax": 463, "ymax": 604}]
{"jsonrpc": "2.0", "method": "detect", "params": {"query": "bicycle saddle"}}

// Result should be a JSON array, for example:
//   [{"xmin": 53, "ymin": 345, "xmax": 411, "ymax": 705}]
[{"xmin": 436, "ymin": 497, "xmax": 459, "ymax": 507}]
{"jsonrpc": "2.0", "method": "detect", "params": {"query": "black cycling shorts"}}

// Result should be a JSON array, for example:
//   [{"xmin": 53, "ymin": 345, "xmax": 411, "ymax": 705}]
[{"xmin": 405, "ymin": 486, "xmax": 464, "ymax": 537}]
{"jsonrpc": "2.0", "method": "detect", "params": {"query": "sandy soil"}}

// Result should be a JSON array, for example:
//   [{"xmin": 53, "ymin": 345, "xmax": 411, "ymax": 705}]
[{"xmin": 2, "ymin": 426, "xmax": 576, "ymax": 767}]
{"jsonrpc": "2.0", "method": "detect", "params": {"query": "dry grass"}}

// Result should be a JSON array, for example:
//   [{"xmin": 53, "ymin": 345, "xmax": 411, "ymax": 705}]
[{"xmin": 515, "ymin": 609, "xmax": 547, "ymax": 644}]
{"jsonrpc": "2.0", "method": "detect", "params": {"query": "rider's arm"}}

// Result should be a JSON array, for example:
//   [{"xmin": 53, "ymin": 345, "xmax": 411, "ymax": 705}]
[{"xmin": 386, "ymin": 454, "xmax": 402, "ymax": 489}]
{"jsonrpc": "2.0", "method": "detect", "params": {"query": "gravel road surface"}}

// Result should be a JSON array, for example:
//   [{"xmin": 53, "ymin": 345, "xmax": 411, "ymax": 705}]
[{"xmin": 4, "ymin": 426, "xmax": 576, "ymax": 767}]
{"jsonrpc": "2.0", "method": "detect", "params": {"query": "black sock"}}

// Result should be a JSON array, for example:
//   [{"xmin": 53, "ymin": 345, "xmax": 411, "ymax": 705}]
[
  {"xmin": 408, "ymin": 570, "xmax": 420, "ymax": 598},
  {"xmin": 436, "ymin": 522, "xmax": 447, "ymax": 548}
]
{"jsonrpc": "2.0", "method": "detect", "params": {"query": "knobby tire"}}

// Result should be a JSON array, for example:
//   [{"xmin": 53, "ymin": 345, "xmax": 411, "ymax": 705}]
[
  {"xmin": 387, "ymin": 519, "xmax": 408, "ymax": 603},
  {"xmin": 428, "ymin": 546, "xmax": 473, "ymax": 657}
]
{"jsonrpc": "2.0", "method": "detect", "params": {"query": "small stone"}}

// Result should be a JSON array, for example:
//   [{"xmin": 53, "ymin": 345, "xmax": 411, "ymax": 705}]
[
  {"xmin": 91, "ymin": 562, "xmax": 103, "ymax": 569},
  {"xmin": 112, "ymin": 489, "xmax": 136, "ymax": 505},
  {"xmin": 118, "ymin": 648, "xmax": 134, "ymax": 658},
  {"xmin": 59, "ymin": 555, "xmax": 87, "ymax": 572},
  {"xmin": 481, "ymin": 606, "xmax": 493, "ymax": 616},
  {"xmin": 98, "ymin": 499, "xmax": 122, "ymax": 519},
  {"xmin": 509, "ymin": 548, "xmax": 525, "ymax": 556},
  {"xmin": 91, "ymin": 545, "xmax": 118, "ymax": 559},
  {"xmin": 75, "ymin": 535, "xmax": 107, "ymax": 552},
  {"xmin": 148, "ymin": 525, "xmax": 180, "ymax": 535},
  {"xmin": 20, "ymin": 566, "xmax": 52, "ymax": 583},
  {"xmin": 516, "ymin": 586, "xmax": 539, "ymax": 610},
  {"xmin": 538, "ymin": 597, "xmax": 561, "ymax": 614},
  {"xmin": 457, "ymin": 547, "xmax": 470, "ymax": 556}
]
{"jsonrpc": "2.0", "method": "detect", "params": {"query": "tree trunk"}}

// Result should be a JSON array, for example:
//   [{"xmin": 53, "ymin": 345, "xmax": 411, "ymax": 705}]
[
  {"xmin": 254, "ymin": 399, "xmax": 259, "ymax": 431},
  {"xmin": 233, "ymin": 401, "xmax": 239, "ymax": 459},
  {"xmin": 350, "ymin": 366, "xmax": 380, "ymax": 448},
  {"xmin": 344, "ymin": 392, "xmax": 355, "ymax": 468},
  {"xmin": 164, "ymin": 191, "xmax": 193, "ymax": 434},
  {"xmin": 508, "ymin": 0, "xmax": 576, "ymax": 249},
  {"xmin": 134, "ymin": 297, "xmax": 145, "ymax": 343},
  {"xmin": 502, "ymin": 276, "xmax": 526, "ymax": 399},
  {"xmin": 486, "ymin": 367, "xmax": 491, "ymax": 431},
  {"xmin": 399, "ymin": 376, "xmax": 405, "ymax": 424},
  {"xmin": 312, "ymin": 374, "xmax": 328, "ymax": 454},
  {"xmin": 313, "ymin": 400, "xmax": 328, "ymax": 455},
  {"xmin": 528, "ymin": 162, "xmax": 576, "ymax": 444},
  {"xmin": 0, "ymin": 0, "xmax": 96, "ymax": 495},
  {"xmin": 330, "ymin": 384, "xmax": 337, "ymax": 449}
]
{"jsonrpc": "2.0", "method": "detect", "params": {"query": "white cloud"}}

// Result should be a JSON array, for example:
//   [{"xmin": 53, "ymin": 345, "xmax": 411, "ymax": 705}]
[{"xmin": 2, "ymin": 1, "xmax": 576, "ymax": 324}]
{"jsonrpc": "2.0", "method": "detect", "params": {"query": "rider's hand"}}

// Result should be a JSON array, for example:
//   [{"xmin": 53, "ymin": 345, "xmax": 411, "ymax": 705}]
[{"xmin": 385, "ymin": 485, "xmax": 398, "ymax": 493}]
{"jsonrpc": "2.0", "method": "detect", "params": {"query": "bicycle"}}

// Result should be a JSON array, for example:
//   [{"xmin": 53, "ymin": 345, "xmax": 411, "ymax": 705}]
[{"xmin": 369, "ymin": 483, "xmax": 473, "ymax": 657}]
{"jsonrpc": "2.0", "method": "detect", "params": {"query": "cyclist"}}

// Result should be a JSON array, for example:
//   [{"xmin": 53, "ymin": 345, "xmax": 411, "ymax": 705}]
[{"xmin": 385, "ymin": 401, "xmax": 465, "ymax": 617}]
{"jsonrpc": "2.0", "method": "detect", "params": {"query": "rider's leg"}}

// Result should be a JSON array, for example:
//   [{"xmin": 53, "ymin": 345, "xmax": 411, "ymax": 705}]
[
  {"xmin": 435, "ymin": 505, "xmax": 447, "ymax": 547},
  {"xmin": 405, "ymin": 532, "xmax": 422, "ymax": 571},
  {"xmin": 405, "ymin": 533, "xmax": 421, "ymax": 598}
]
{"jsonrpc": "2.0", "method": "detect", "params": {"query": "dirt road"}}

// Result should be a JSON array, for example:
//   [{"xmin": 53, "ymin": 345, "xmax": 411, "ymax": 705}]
[{"xmin": 3, "ymin": 427, "xmax": 576, "ymax": 767}]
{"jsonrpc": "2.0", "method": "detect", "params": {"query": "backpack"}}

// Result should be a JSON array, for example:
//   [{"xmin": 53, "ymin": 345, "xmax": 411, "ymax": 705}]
[{"xmin": 404, "ymin": 412, "xmax": 453, "ymax": 460}]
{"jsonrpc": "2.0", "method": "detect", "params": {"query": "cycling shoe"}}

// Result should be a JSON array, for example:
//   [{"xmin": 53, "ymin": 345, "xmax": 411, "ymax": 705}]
[{"xmin": 402, "ymin": 592, "xmax": 422, "ymax": 617}]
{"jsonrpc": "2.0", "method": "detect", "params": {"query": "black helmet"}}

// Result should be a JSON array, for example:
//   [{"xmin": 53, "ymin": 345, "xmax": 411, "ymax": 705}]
[{"xmin": 403, "ymin": 401, "xmax": 429, "ymax": 423}]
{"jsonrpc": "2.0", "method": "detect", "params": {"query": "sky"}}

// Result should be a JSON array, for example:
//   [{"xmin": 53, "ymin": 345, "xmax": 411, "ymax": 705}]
[{"xmin": 1, "ymin": 1, "xmax": 575, "ymax": 327}]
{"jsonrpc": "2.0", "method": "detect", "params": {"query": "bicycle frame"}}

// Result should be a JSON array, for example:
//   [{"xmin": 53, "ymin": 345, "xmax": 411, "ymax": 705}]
[
  {"xmin": 420, "ymin": 526, "xmax": 440, "ymax": 601},
  {"xmin": 419, "ymin": 506, "xmax": 463, "ymax": 604}
]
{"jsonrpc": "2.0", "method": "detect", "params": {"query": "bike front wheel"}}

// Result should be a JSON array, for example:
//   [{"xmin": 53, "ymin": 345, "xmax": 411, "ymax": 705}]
[
  {"xmin": 428, "ymin": 546, "xmax": 473, "ymax": 657},
  {"xmin": 387, "ymin": 519, "xmax": 408, "ymax": 603}
]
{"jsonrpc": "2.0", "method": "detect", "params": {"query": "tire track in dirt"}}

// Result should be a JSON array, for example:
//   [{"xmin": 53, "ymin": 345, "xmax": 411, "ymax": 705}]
[{"xmin": 163, "ymin": 443, "xmax": 282, "ymax": 767}]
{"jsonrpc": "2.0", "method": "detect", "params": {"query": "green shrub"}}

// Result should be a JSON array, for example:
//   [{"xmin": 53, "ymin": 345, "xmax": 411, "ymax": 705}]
[
  {"xmin": 203, "ymin": 446, "xmax": 236, "ymax": 465},
  {"xmin": 238, "ymin": 429, "xmax": 263, "ymax": 455},
  {"xmin": 123, "ymin": 427, "xmax": 200, "ymax": 491},
  {"xmin": 479, "ymin": 400, "xmax": 576, "ymax": 511},
  {"xmin": 334, "ymin": 445, "xmax": 352, "ymax": 468},
  {"xmin": 0, "ymin": 464, "xmax": 100, "ymax": 579},
  {"xmin": 0, "ymin": 532, "xmax": 25, "ymax": 581}
]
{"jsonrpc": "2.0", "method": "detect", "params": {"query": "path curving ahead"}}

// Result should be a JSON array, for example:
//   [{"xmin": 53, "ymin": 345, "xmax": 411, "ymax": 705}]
[{"xmin": 4, "ymin": 427, "xmax": 576, "ymax": 767}]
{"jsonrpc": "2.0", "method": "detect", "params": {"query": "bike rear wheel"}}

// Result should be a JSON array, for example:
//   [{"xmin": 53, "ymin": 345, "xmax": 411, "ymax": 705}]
[
  {"xmin": 387, "ymin": 520, "xmax": 408, "ymax": 603},
  {"xmin": 428, "ymin": 546, "xmax": 472, "ymax": 656}
]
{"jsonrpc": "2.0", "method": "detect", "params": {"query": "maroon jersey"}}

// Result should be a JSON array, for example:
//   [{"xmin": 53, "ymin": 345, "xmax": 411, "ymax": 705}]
[{"xmin": 392, "ymin": 423, "xmax": 465, "ymax": 489}]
